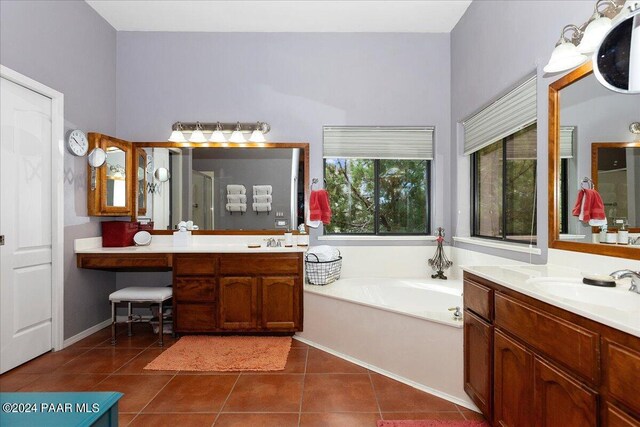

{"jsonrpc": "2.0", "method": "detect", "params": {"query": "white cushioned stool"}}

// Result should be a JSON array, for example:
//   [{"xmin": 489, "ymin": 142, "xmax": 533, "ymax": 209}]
[{"xmin": 109, "ymin": 287, "xmax": 172, "ymax": 346}]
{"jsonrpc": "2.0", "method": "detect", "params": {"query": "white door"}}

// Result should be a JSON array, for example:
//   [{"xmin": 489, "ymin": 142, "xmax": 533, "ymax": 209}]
[{"xmin": 0, "ymin": 77, "xmax": 54, "ymax": 373}]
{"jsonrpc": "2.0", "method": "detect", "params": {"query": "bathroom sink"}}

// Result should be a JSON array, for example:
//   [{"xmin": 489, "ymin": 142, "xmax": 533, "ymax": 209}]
[{"xmin": 525, "ymin": 277, "xmax": 639, "ymax": 311}]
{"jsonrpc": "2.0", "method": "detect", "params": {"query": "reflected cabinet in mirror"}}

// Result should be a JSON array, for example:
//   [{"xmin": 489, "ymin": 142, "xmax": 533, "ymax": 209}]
[
  {"xmin": 133, "ymin": 142, "xmax": 309, "ymax": 234},
  {"xmin": 87, "ymin": 133, "xmax": 134, "ymax": 216},
  {"xmin": 549, "ymin": 63, "xmax": 640, "ymax": 259}
]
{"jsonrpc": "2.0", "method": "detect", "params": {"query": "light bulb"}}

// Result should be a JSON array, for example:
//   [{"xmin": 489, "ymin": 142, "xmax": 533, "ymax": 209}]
[{"xmin": 168, "ymin": 130, "xmax": 187, "ymax": 143}]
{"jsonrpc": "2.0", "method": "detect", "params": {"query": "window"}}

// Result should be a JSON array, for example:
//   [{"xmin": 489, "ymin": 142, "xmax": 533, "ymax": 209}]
[
  {"xmin": 472, "ymin": 123, "xmax": 537, "ymax": 243},
  {"xmin": 324, "ymin": 158, "xmax": 430, "ymax": 234},
  {"xmin": 463, "ymin": 74, "xmax": 538, "ymax": 244},
  {"xmin": 322, "ymin": 126, "xmax": 433, "ymax": 235}
]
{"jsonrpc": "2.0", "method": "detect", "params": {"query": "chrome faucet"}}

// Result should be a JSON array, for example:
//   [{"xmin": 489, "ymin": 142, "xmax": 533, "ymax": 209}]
[
  {"xmin": 610, "ymin": 270, "xmax": 640, "ymax": 294},
  {"xmin": 264, "ymin": 238, "xmax": 281, "ymax": 248}
]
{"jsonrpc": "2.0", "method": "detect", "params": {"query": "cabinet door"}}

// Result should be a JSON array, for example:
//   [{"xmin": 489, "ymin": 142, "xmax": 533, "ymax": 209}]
[
  {"xmin": 219, "ymin": 277, "xmax": 258, "ymax": 329},
  {"xmin": 494, "ymin": 330, "xmax": 534, "ymax": 427},
  {"xmin": 464, "ymin": 310, "xmax": 492, "ymax": 421},
  {"xmin": 87, "ymin": 133, "xmax": 134, "ymax": 216},
  {"xmin": 261, "ymin": 277, "xmax": 299, "ymax": 330},
  {"xmin": 534, "ymin": 357, "xmax": 597, "ymax": 427}
]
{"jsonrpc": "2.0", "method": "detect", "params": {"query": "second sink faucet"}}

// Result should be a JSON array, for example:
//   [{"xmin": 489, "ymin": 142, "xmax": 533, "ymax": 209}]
[{"xmin": 610, "ymin": 270, "xmax": 640, "ymax": 294}]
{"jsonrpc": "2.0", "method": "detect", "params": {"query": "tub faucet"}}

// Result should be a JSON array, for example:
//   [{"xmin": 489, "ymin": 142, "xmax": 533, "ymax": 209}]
[{"xmin": 609, "ymin": 270, "xmax": 640, "ymax": 294}]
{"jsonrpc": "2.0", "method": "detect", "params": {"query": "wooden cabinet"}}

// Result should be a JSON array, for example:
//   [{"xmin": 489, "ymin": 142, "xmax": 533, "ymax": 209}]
[
  {"xmin": 605, "ymin": 404, "xmax": 640, "ymax": 427},
  {"xmin": 87, "ymin": 133, "xmax": 134, "ymax": 216},
  {"xmin": 494, "ymin": 330, "xmax": 533, "ymax": 427},
  {"xmin": 219, "ymin": 277, "xmax": 258, "ymax": 329},
  {"xmin": 262, "ymin": 277, "xmax": 299, "ymax": 330},
  {"xmin": 534, "ymin": 357, "xmax": 597, "ymax": 427},
  {"xmin": 173, "ymin": 252, "xmax": 303, "ymax": 334},
  {"xmin": 463, "ymin": 310, "xmax": 492, "ymax": 420},
  {"xmin": 463, "ymin": 272, "xmax": 640, "ymax": 427}
]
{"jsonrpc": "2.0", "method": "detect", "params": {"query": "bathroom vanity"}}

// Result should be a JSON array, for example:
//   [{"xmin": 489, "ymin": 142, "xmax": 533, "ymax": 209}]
[
  {"xmin": 462, "ymin": 267, "xmax": 640, "ymax": 427},
  {"xmin": 76, "ymin": 240, "xmax": 305, "ymax": 334}
]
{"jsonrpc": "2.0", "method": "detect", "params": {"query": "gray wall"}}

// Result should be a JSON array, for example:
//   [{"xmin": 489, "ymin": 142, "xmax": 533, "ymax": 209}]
[
  {"xmin": 115, "ymin": 32, "xmax": 452, "ymax": 245},
  {"xmin": 0, "ymin": 1, "xmax": 118, "ymax": 339},
  {"xmin": 450, "ymin": 0, "xmax": 594, "ymax": 262}
]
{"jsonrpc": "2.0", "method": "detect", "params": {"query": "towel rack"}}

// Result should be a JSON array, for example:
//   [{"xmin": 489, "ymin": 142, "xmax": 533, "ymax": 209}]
[
  {"xmin": 310, "ymin": 177, "xmax": 326, "ymax": 191},
  {"xmin": 580, "ymin": 177, "xmax": 594, "ymax": 189}
]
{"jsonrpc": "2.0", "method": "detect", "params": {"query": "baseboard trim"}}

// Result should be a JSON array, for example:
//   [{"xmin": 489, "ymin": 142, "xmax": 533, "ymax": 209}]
[
  {"xmin": 292, "ymin": 335, "xmax": 480, "ymax": 412},
  {"xmin": 63, "ymin": 319, "xmax": 112, "ymax": 348}
]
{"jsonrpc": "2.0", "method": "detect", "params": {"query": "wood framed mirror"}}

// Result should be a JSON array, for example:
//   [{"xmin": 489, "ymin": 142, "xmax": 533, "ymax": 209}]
[
  {"xmin": 132, "ymin": 141, "xmax": 309, "ymax": 235},
  {"xmin": 591, "ymin": 141, "xmax": 640, "ymax": 233},
  {"xmin": 548, "ymin": 62, "xmax": 640, "ymax": 259},
  {"xmin": 87, "ymin": 133, "xmax": 134, "ymax": 216}
]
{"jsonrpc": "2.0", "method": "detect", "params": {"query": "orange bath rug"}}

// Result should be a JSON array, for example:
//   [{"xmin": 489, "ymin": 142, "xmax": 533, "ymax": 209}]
[{"xmin": 144, "ymin": 336, "xmax": 292, "ymax": 372}]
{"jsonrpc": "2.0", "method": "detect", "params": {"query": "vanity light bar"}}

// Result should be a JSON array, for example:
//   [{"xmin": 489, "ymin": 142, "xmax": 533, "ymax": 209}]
[
  {"xmin": 171, "ymin": 122, "xmax": 271, "ymax": 134},
  {"xmin": 169, "ymin": 121, "xmax": 271, "ymax": 143}
]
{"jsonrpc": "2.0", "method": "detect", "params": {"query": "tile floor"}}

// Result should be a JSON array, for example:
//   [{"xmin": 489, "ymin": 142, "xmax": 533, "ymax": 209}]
[{"xmin": 0, "ymin": 323, "xmax": 485, "ymax": 426}]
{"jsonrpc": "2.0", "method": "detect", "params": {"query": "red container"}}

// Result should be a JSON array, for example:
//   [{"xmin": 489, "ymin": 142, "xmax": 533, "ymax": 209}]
[{"xmin": 101, "ymin": 221, "xmax": 139, "ymax": 247}]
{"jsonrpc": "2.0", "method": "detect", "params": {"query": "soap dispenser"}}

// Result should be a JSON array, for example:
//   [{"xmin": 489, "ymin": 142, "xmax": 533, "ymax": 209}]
[{"xmin": 618, "ymin": 223, "xmax": 629, "ymax": 245}]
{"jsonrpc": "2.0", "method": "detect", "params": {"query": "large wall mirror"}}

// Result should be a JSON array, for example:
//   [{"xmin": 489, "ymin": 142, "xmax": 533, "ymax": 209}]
[
  {"xmin": 133, "ymin": 142, "xmax": 309, "ymax": 234},
  {"xmin": 549, "ymin": 62, "xmax": 640, "ymax": 259}
]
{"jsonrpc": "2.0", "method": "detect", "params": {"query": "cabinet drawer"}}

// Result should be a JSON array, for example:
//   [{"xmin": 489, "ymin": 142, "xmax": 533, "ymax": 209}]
[
  {"xmin": 175, "ymin": 278, "xmax": 216, "ymax": 302},
  {"xmin": 604, "ymin": 339, "xmax": 640, "ymax": 415},
  {"xmin": 174, "ymin": 255, "xmax": 217, "ymax": 276},
  {"xmin": 495, "ymin": 293, "xmax": 599, "ymax": 384},
  {"xmin": 605, "ymin": 403, "xmax": 640, "ymax": 427},
  {"xmin": 464, "ymin": 279, "xmax": 493, "ymax": 321},
  {"xmin": 175, "ymin": 303, "xmax": 216, "ymax": 331},
  {"xmin": 219, "ymin": 255, "xmax": 299, "ymax": 275}
]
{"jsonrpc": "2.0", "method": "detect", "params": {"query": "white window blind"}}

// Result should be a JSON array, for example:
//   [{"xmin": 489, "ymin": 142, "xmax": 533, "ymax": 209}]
[
  {"xmin": 323, "ymin": 126, "xmax": 434, "ymax": 160},
  {"xmin": 560, "ymin": 126, "xmax": 575, "ymax": 159},
  {"xmin": 463, "ymin": 75, "xmax": 537, "ymax": 155}
]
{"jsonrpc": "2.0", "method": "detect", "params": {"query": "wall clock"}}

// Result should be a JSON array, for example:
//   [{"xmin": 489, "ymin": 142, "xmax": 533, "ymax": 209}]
[{"xmin": 67, "ymin": 129, "xmax": 88, "ymax": 156}]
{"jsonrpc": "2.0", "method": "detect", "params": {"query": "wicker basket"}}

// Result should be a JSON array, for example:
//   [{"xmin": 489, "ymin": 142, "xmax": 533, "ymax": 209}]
[{"xmin": 305, "ymin": 251, "xmax": 342, "ymax": 285}]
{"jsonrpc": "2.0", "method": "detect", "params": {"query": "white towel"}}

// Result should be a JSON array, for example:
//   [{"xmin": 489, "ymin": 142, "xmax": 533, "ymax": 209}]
[
  {"xmin": 253, "ymin": 185, "xmax": 272, "ymax": 195},
  {"xmin": 252, "ymin": 202, "xmax": 271, "ymax": 212},
  {"xmin": 253, "ymin": 195, "xmax": 272, "ymax": 203},
  {"xmin": 227, "ymin": 185, "xmax": 246, "ymax": 195},
  {"xmin": 227, "ymin": 194, "xmax": 247, "ymax": 204},
  {"xmin": 307, "ymin": 245, "xmax": 340, "ymax": 262},
  {"xmin": 226, "ymin": 203, "xmax": 247, "ymax": 213}
]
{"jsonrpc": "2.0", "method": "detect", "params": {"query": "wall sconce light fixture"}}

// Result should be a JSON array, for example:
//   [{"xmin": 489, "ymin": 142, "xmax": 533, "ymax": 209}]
[{"xmin": 544, "ymin": 0, "xmax": 632, "ymax": 74}]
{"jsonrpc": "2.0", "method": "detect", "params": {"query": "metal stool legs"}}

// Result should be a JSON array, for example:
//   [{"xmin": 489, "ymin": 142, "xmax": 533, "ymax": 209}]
[
  {"xmin": 127, "ymin": 302, "xmax": 133, "ymax": 337},
  {"xmin": 111, "ymin": 302, "xmax": 117, "ymax": 346},
  {"xmin": 158, "ymin": 301, "xmax": 164, "ymax": 347}
]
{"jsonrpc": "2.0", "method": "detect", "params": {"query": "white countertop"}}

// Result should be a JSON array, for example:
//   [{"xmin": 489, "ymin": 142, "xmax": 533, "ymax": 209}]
[
  {"xmin": 74, "ymin": 236, "xmax": 308, "ymax": 254},
  {"xmin": 462, "ymin": 264, "xmax": 640, "ymax": 338}
]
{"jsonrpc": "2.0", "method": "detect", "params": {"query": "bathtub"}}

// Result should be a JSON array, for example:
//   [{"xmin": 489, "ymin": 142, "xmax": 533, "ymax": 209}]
[
  {"xmin": 296, "ymin": 277, "xmax": 477, "ymax": 410},
  {"xmin": 303, "ymin": 277, "xmax": 464, "ymax": 326}
]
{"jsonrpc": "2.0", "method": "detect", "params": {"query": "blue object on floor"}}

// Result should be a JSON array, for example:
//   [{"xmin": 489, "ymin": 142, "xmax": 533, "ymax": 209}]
[{"xmin": 0, "ymin": 392, "xmax": 123, "ymax": 427}]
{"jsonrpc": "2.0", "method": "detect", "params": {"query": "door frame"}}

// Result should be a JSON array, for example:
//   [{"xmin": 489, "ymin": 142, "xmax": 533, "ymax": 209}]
[{"xmin": 1, "ymin": 65, "xmax": 65, "ymax": 351}]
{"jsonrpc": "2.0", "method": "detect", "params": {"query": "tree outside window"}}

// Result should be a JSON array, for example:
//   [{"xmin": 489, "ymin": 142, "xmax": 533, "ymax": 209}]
[
  {"xmin": 324, "ymin": 158, "xmax": 430, "ymax": 235},
  {"xmin": 473, "ymin": 123, "xmax": 537, "ymax": 243}
]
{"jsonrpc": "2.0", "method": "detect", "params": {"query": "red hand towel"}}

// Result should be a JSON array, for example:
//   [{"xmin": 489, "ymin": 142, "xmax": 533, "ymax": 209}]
[
  {"xmin": 318, "ymin": 189, "xmax": 332, "ymax": 225},
  {"xmin": 309, "ymin": 191, "xmax": 322, "ymax": 221},
  {"xmin": 571, "ymin": 189, "xmax": 606, "ymax": 222}
]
